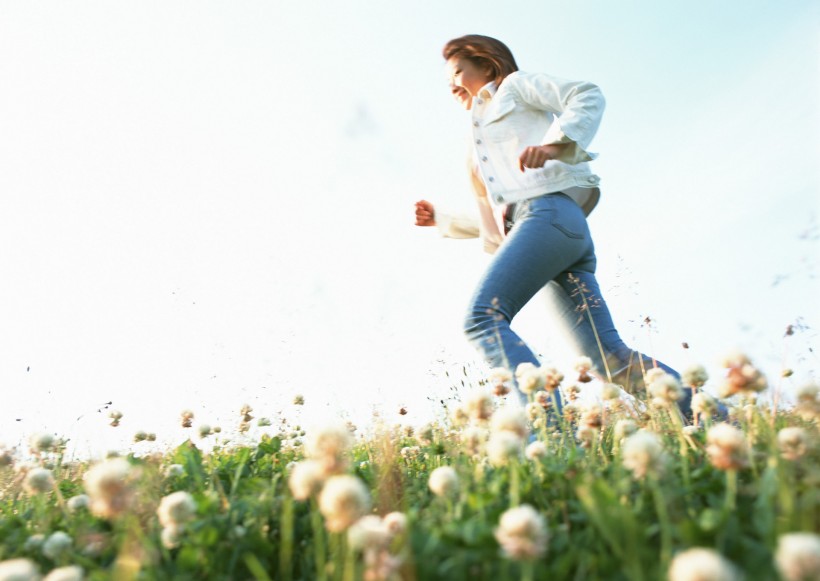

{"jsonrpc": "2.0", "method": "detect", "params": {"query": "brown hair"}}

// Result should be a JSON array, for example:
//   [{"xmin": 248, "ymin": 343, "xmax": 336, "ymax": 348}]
[{"xmin": 442, "ymin": 35, "xmax": 519, "ymax": 86}]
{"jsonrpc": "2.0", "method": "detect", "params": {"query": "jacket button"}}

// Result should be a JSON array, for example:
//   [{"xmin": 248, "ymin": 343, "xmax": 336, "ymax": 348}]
[
  {"xmin": 481, "ymin": 156, "xmax": 488, "ymax": 162},
  {"xmin": 473, "ymin": 121, "xmax": 479, "ymax": 127},
  {"xmin": 494, "ymin": 194, "xmax": 503, "ymax": 203},
  {"xmin": 488, "ymin": 176, "xmax": 495, "ymax": 182},
  {"xmin": 587, "ymin": 176, "xmax": 597, "ymax": 183},
  {"xmin": 475, "ymin": 139, "xmax": 482, "ymax": 145}
]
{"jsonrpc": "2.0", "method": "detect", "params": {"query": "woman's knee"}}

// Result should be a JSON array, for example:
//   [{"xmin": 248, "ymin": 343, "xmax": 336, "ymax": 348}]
[{"xmin": 463, "ymin": 301, "xmax": 507, "ymax": 341}]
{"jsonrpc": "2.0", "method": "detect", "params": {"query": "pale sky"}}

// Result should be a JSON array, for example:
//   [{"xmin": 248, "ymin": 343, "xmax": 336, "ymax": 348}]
[{"xmin": 1, "ymin": 1, "xmax": 817, "ymax": 457}]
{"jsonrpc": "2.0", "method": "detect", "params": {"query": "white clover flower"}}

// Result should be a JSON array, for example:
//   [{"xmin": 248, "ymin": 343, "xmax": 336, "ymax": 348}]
[
  {"xmin": 66, "ymin": 494, "xmax": 90, "ymax": 513},
  {"xmin": 795, "ymin": 383, "xmax": 819, "ymax": 403},
  {"xmin": 525, "ymin": 441, "xmax": 547, "ymax": 461},
  {"xmin": 622, "ymin": 431, "xmax": 666, "ymax": 480},
  {"xmin": 41, "ymin": 532, "xmax": 72, "ymax": 561},
  {"xmin": 318, "ymin": 475, "xmax": 371, "ymax": 533},
  {"xmin": 580, "ymin": 403, "xmax": 603, "ymax": 428},
  {"xmin": 464, "ymin": 391, "xmax": 494, "ymax": 421},
  {"xmin": 490, "ymin": 406, "xmax": 529, "ymax": 440},
  {"xmin": 305, "ymin": 421, "xmax": 353, "ymax": 476},
  {"xmin": 0, "ymin": 558, "xmax": 41, "ymax": 581},
  {"xmin": 197, "ymin": 424, "xmax": 212, "ymax": 438},
  {"xmin": 23, "ymin": 468, "xmax": 54, "ymax": 495},
  {"xmin": 28, "ymin": 433, "xmax": 55, "ymax": 454},
  {"xmin": 83, "ymin": 457, "xmax": 134, "ymax": 519},
  {"xmin": 681, "ymin": 365, "xmax": 709, "ymax": 388},
  {"xmin": 399, "ymin": 446, "xmax": 421, "ymax": 460},
  {"xmin": 460, "ymin": 426, "xmax": 488, "ymax": 456},
  {"xmin": 494, "ymin": 504, "xmax": 549, "ymax": 561},
  {"xmin": 347, "ymin": 515, "xmax": 391, "ymax": 551},
  {"xmin": 719, "ymin": 352, "xmax": 767, "ymax": 398},
  {"xmin": 157, "ymin": 491, "xmax": 197, "ymax": 529},
  {"xmin": 706, "ymin": 424, "xmax": 748, "ymax": 471},
  {"xmin": 542, "ymin": 366, "xmax": 564, "ymax": 390},
  {"xmin": 489, "ymin": 367, "xmax": 513, "ymax": 388},
  {"xmin": 667, "ymin": 547, "xmax": 741, "ymax": 581},
  {"xmin": 450, "ymin": 405, "xmax": 469, "ymax": 427},
  {"xmin": 515, "ymin": 363, "xmax": 544, "ymax": 394},
  {"xmin": 601, "ymin": 383, "xmax": 621, "ymax": 401},
  {"xmin": 648, "ymin": 373, "xmax": 684, "ymax": 405},
  {"xmin": 428, "ymin": 466, "xmax": 459, "ymax": 498},
  {"xmin": 775, "ymin": 532, "xmax": 820, "ymax": 581},
  {"xmin": 23, "ymin": 535, "xmax": 45, "ymax": 551},
  {"xmin": 161, "ymin": 525, "xmax": 184, "ymax": 550},
  {"xmin": 613, "ymin": 419, "xmax": 638, "ymax": 440},
  {"xmin": 487, "ymin": 431, "xmax": 524, "ymax": 467},
  {"xmin": 778, "ymin": 427, "xmax": 810, "ymax": 461},
  {"xmin": 574, "ymin": 356, "xmax": 593, "ymax": 373},
  {"xmin": 691, "ymin": 392, "xmax": 718, "ymax": 416},
  {"xmin": 383, "ymin": 512, "xmax": 407, "ymax": 536},
  {"xmin": 164, "ymin": 464, "xmax": 185, "ymax": 478},
  {"xmin": 576, "ymin": 425, "xmax": 597, "ymax": 448},
  {"xmin": 288, "ymin": 460, "xmax": 326, "ymax": 501},
  {"xmin": 180, "ymin": 410, "xmax": 194, "ymax": 428},
  {"xmin": 525, "ymin": 402, "xmax": 545, "ymax": 422},
  {"xmin": 43, "ymin": 565, "xmax": 83, "ymax": 581}
]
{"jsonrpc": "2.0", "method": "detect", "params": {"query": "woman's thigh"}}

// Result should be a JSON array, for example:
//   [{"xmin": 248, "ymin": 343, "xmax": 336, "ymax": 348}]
[{"xmin": 467, "ymin": 194, "xmax": 596, "ymax": 320}]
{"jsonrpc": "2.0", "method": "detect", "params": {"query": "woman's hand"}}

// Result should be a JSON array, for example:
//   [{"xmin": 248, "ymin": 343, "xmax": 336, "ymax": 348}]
[
  {"xmin": 518, "ymin": 143, "xmax": 569, "ymax": 171},
  {"xmin": 415, "ymin": 200, "xmax": 436, "ymax": 226}
]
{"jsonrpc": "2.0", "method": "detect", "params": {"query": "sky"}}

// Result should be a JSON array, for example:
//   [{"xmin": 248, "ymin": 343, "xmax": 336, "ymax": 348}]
[{"xmin": 0, "ymin": 1, "xmax": 818, "ymax": 457}]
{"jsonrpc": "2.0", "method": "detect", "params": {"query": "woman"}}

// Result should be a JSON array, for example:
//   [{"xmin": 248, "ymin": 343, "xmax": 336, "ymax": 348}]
[{"xmin": 415, "ymin": 34, "xmax": 692, "ymax": 417}]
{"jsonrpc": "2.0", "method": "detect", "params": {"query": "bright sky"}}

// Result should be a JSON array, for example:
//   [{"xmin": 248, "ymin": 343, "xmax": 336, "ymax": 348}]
[{"xmin": 1, "ymin": 1, "xmax": 818, "ymax": 457}]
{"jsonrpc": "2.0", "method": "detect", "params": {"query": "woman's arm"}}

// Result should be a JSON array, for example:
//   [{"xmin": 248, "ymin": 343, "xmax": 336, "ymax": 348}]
[{"xmin": 511, "ymin": 71, "xmax": 606, "ymax": 165}]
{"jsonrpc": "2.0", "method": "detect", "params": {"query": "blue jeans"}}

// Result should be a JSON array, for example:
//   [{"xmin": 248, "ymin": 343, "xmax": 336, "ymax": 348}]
[{"xmin": 463, "ymin": 193, "xmax": 692, "ymax": 416}]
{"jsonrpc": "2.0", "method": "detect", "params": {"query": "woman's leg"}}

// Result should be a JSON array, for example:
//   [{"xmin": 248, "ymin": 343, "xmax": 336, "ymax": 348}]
[
  {"xmin": 463, "ymin": 193, "xmax": 595, "ymax": 405},
  {"xmin": 540, "ymin": 274, "xmax": 693, "ymax": 417}
]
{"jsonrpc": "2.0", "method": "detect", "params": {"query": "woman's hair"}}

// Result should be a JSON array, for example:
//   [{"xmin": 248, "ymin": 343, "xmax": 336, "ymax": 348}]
[{"xmin": 442, "ymin": 35, "xmax": 518, "ymax": 86}]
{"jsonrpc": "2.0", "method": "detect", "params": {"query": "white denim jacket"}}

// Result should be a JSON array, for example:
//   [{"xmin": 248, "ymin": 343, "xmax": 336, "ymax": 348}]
[{"xmin": 437, "ymin": 71, "xmax": 604, "ymax": 253}]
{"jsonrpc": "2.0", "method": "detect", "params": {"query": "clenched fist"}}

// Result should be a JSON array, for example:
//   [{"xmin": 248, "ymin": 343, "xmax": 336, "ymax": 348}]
[{"xmin": 415, "ymin": 200, "xmax": 436, "ymax": 227}]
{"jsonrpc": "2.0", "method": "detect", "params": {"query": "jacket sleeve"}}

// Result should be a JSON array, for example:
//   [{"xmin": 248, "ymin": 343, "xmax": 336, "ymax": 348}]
[{"xmin": 510, "ymin": 71, "xmax": 605, "ymax": 165}]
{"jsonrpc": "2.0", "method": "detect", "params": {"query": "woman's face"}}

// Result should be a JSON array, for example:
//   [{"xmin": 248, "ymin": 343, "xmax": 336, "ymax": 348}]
[{"xmin": 445, "ymin": 57, "xmax": 493, "ymax": 110}]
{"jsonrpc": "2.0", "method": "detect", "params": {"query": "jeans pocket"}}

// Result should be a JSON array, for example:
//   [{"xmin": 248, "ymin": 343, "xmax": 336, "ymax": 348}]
[{"xmin": 550, "ymin": 213, "xmax": 585, "ymax": 239}]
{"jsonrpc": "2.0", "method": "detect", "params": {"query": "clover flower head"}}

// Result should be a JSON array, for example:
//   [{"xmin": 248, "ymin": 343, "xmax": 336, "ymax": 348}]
[
  {"xmin": 42, "ymin": 532, "xmax": 72, "ymax": 560},
  {"xmin": 706, "ymin": 423, "xmax": 749, "ymax": 471},
  {"xmin": 574, "ymin": 356, "xmax": 593, "ymax": 373},
  {"xmin": 347, "ymin": 515, "xmax": 391, "ymax": 551},
  {"xmin": 460, "ymin": 426, "xmax": 488, "ymax": 456},
  {"xmin": 288, "ymin": 459, "xmax": 326, "ymax": 501},
  {"xmin": 0, "ymin": 558, "xmax": 40, "ymax": 581},
  {"xmin": 601, "ymin": 383, "xmax": 621, "ymax": 401},
  {"xmin": 43, "ymin": 565, "xmax": 84, "ymax": 581},
  {"xmin": 23, "ymin": 468, "xmax": 54, "ymax": 495},
  {"xmin": 318, "ymin": 475, "xmax": 371, "ymax": 533},
  {"xmin": 29, "ymin": 433, "xmax": 55, "ymax": 454},
  {"xmin": 490, "ymin": 406, "xmax": 529, "ymax": 440},
  {"xmin": 157, "ymin": 491, "xmax": 197, "ymax": 529},
  {"xmin": 494, "ymin": 504, "xmax": 549, "ymax": 561},
  {"xmin": 428, "ymin": 466, "xmax": 459, "ymax": 497},
  {"xmin": 383, "ymin": 511, "xmax": 408, "ymax": 536},
  {"xmin": 67, "ymin": 494, "xmax": 90, "ymax": 513},
  {"xmin": 526, "ymin": 402, "xmax": 545, "ymax": 422},
  {"xmin": 464, "ymin": 391, "xmax": 494, "ymax": 421},
  {"xmin": 449, "ymin": 405, "xmax": 469, "ymax": 427},
  {"xmin": 487, "ymin": 430, "xmax": 524, "ymax": 467},
  {"xmin": 775, "ymin": 532, "xmax": 820, "ymax": 581},
  {"xmin": 667, "ymin": 547, "xmax": 741, "ymax": 581},
  {"xmin": 691, "ymin": 392, "xmax": 718, "ymax": 416},
  {"xmin": 305, "ymin": 421, "xmax": 354, "ymax": 475},
  {"xmin": 180, "ymin": 410, "xmax": 194, "ymax": 428},
  {"xmin": 719, "ymin": 352, "xmax": 767, "ymax": 397},
  {"xmin": 515, "ymin": 363, "xmax": 544, "ymax": 394},
  {"xmin": 614, "ymin": 419, "xmax": 638, "ymax": 440},
  {"xmin": 795, "ymin": 383, "xmax": 819, "ymax": 403},
  {"xmin": 580, "ymin": 403, "xmax": 603, "ymax": 428},
  {"xmin": 681, "ymin": 364, "xmax": 709, "ymax": 388},
  {"xmin": 648, "ymin": 373, "xmax": 683, "ymax": 405},
  {"xmin": 293, "ymin": 394, "xmax": 305, "ymax": 405},
  {"xmin": 778, "ymin": 427, "xmax": 810, "ymax": 462},
  {"xmin": 525, "ymin": 440, "xmax": 547, "ymax": 461},
  {"xmin": 622, "ymin": 431, "xmax": 666, "ymax": 479},
  {"xmin": 83, "ymin": 457, "xmax": 135, "ymax": 519}
]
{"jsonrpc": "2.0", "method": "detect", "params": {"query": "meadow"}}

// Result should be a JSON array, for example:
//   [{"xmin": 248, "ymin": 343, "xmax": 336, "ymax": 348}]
[{"xmin": 1, "ymin": 353, "xmax": 818, "ymax": 581}]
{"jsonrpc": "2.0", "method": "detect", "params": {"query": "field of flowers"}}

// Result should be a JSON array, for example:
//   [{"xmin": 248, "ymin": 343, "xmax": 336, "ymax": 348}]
[{"xmin": 1, "ymin": 353, "xmax": 819, "ymax": 581}]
